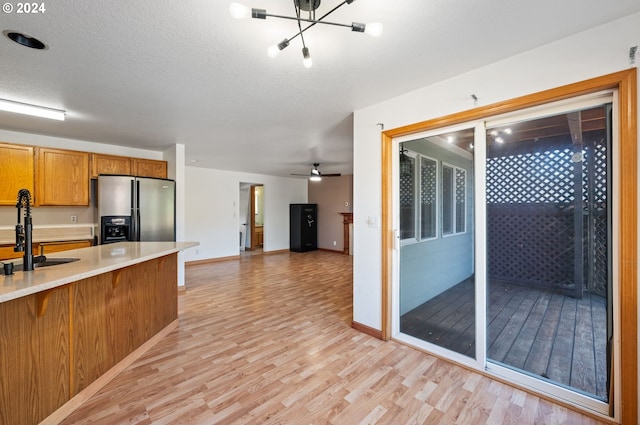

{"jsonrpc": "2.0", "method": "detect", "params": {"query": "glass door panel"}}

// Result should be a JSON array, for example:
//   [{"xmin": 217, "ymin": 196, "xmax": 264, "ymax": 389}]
[
  {"xmin": 485, "ymin": 104, "xmax": 612, "ymax": 401},
  {"xmin": 398, "ymin": 128, "xmax": 476, "ymax": 358}
]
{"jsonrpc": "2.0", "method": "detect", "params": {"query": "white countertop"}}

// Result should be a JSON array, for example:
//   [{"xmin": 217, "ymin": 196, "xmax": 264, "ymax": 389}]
[{"xmin": 0, "ymin": 241, "xmax": 198, "ymax": 304}]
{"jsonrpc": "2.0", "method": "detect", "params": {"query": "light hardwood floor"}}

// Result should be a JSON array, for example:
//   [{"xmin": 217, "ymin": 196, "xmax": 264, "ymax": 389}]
[{"xmin": 58, "ymin": 251, "xmax": 608, "ymax": 425}]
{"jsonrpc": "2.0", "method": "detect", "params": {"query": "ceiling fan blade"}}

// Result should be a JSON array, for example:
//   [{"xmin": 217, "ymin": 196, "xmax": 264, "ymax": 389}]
[
  {"xmin": 322, "ymin": 173, "xmax": 342, "ymax": 177},
  {"xmin": 290, "ymin": 173, "xmax": 311, "ymax": 176}
]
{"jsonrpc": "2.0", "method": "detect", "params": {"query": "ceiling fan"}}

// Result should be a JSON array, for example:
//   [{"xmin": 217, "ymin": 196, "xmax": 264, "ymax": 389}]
[{"xmin": 291, "ymin": 163, "xmax": 341, "ymax": 181}]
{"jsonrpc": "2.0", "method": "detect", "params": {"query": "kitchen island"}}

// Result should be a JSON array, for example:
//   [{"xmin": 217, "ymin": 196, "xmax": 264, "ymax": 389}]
[{"xmin": 0, "ymin": 241, "xmax": 197, "ymax": 425}]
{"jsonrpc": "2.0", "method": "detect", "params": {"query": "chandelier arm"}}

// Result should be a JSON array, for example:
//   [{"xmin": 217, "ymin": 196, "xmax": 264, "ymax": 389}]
[
  {"xmin": 262, "ymin": 14, "xmax": 353, "ymax": 29},
  {"xmin": 293, "ymin": 1, "xmax": 307, "ymax": 49}
]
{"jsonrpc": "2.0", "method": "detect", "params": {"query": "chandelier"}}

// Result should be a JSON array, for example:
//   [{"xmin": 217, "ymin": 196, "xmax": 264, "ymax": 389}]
[{"xmin": 229, "ymin": 0, "xmax": 383, "ymax": 68}]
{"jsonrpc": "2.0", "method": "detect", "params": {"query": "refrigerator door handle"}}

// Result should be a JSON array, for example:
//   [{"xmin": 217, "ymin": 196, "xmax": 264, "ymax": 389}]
[
  {"xmin": 136, "ymin": 180, "xmax": 141, "ymax": 241},
  {"xmin": 130, "ymin": 179, "xmax": 136, "ymax": 241}
]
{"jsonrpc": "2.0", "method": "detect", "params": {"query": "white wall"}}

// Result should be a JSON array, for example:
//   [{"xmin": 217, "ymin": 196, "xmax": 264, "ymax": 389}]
[
  {"xmin": 354, "ymin": 15, "xmax": 640, "ymax": 414},
  {"xmin": 163, "ymin": 144, "xmax": 187, "ymax": 286},
  {"xmin": 352, "ymin": 13, "xmax": 640, "ymax": 330},
  {"xmin": 183, "ymin": 167, "xmax": 307, "ymax": 261}
]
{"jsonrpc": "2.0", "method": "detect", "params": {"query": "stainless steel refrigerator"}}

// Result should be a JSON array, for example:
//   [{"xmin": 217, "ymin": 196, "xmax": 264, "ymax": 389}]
[{"xmin": 98, "ymin": 175, "xmax": 175, "ymax": 244}]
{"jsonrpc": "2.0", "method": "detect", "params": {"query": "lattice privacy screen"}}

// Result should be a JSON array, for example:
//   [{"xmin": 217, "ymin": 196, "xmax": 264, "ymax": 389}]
[{"xmin": 487, "ymin": 136, "xmax": 608, "ymax": 298}]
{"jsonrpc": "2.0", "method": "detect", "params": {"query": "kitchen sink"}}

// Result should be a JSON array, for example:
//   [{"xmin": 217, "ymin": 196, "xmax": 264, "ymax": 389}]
[{"xmin": 1, "ymin": 257, "xmax": 79, "ymax": 275}]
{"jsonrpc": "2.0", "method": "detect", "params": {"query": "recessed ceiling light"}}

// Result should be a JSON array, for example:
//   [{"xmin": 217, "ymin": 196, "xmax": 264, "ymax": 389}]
[
  {"xmin": 3, "ymin": 31, "xmax": 47, "ymax": 49},
  {"xmin": 190, "ymin": 159, "xmax": 198, "ymax": 163}
]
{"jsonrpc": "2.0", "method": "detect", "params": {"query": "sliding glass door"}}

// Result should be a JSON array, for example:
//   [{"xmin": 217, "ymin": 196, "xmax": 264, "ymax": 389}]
[
  {"xmin": 393, "ymin": 95, "xmax": 615, "ymax": 414},
  {"xmin": 397, "ymin": 126, "xmax": 477, "ymax": 361},
  {"xmin": 484, "ymin": 104, "xmax": 612, "ymax": 404}
]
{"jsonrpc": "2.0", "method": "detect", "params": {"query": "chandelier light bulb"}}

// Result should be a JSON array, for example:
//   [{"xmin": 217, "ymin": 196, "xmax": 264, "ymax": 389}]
[
  {"xmin": 267, "ymin": 45, "xmax": 280, "ymax": 58},
  {"xmin": 302, "ymin": 47, "xmax": 313, "ymax": 68},
  {"xmin": 364, "ymin": 22, "xmax": 383, "ymax": 37},
  {"xmin": 229, "ymin": 3, "xmax": 251, "ymax": 19}
]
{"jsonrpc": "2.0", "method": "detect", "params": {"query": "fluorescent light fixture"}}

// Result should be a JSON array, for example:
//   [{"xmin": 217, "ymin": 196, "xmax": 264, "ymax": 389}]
[{"xmin": 0, "ymin": 99, "xmax": 65, "ymax": 121}]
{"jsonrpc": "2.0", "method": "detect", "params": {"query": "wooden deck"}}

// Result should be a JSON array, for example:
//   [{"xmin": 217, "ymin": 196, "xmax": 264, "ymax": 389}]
[{"xmin": 401, "ymin": 279, "xmax": 608, "ymax": 400}]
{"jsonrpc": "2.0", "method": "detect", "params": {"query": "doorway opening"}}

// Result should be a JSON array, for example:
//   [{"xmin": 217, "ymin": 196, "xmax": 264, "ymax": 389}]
[{"xmin": 239, "ymin": 183, "xmax": 264, "ymax": 253}]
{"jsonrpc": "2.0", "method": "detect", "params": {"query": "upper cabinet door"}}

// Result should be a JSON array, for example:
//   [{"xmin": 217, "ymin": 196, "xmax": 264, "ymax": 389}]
[
  {"xmin": 133, "ymin": 158, "xmax": 167, "ymax": 179},
  {"xmin": 0, "ymin": 143, "xmax": 34, "ymax": 206},
  {"xmin": 91, "ymin": 153, "xmax": 132, "ymax": 178},
  {"xmin": 35, "ymin": 147, "xmax": 90, "ymax": 206}
]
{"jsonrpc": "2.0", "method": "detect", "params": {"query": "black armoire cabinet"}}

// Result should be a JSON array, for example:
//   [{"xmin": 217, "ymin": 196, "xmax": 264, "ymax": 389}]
[{"xmin": 290, "ymin": 203, "xmax": 318, "ymax": 252}]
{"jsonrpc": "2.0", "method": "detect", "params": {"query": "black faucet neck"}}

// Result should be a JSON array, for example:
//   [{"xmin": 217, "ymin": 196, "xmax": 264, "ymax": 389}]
[{"xmin": 15, "ymin": 189, "xmax": 34, "ymax": 272}]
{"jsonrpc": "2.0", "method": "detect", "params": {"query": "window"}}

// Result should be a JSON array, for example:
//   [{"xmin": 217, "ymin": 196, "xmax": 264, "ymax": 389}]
[
  {"xmin": 420, "ymin": 157, "xmax": 437, "ymax": 239},
  {"xmin": 400, "ymin": 149, "xmax": 438, "ymax": 242},
  {"xmin": 399, "ymin": 152, "xmax": 416, "ymax": 240},
  {"xmin": 442, "ymin": 163, "xmax": 466, "ymax": 236}
]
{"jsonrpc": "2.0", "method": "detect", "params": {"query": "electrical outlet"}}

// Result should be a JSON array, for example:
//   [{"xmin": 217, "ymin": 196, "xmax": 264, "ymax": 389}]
[
  {"xmin": 70, "ymin": 215, "xmax": 77, "ymax": 223},
  {"xmin": 333, "ymin": 241, "xmax": 337, "ymax": 246},
  {"xmin": 195, "ymin": 249, "xmax": 199, "ymax": 255}
]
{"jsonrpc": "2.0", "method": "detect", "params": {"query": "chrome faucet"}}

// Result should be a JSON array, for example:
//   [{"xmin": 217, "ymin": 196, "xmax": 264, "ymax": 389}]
[{"xmin": 15, "ymin": 188, "xmax": 34, "ymax": 271}]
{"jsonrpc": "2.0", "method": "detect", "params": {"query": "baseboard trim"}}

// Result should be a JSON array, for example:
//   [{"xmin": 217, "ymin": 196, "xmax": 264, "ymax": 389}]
[
  {"xmin": 318, "ymin": 248, "xmax": 345, "ymax": 254},
  {"xmin": 185, "ymin": 255, "xmax": 240, "ymax": 265},
  {"xmin": 352, "ymin": 321, "xmax": 383, "ymax": 340},
  {"xmin": 40, "ymin": 319, "xmax": 179, "ymax": 425},
  {"xmin": 264, "ymin": 249, "xmax": 289, "ymax": 255}
]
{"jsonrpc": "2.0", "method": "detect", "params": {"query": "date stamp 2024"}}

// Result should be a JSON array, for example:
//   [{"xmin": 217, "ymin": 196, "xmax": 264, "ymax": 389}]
[{"xmin": 3, "ymin": 2, "xmax": 46, "ymax": 14}]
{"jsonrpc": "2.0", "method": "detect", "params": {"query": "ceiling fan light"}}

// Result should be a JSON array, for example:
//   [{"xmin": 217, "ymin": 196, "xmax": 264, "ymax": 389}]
[{"xmin": 310, "ymin": 175, "xmax": 322, "ymax": 182}]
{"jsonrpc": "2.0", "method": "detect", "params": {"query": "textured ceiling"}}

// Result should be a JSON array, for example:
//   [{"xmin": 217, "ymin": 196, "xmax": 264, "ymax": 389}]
[{"xmin": 1, "ymin": 0, "xmax": 638, "ymax": 177}]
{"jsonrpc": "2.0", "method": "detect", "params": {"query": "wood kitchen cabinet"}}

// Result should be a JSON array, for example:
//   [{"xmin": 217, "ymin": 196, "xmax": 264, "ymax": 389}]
[
  {"xmin": 35, "ymin": 147, "xmax": 90, "ymax": 206},
  {"xmin": 91, "ymin": 153, "xmax": 132, "ymax": 178},
  {"xmin": 132, "ymin": 158, "xmax": 167, "ymax": 178},
  {"xmin": 0, "ymin": 244, "xmax": 39, "ymax": 261},
  {"xmin": 0, "ymin": 143, "xmax": 34, "ymax": 206},
  {"xmin": 39, "ymin": 240, "xmax": 92, "ymax": 255},
  {"xmin": 0, "ymin": 240, "xmax": 91, "ymax": 261}
]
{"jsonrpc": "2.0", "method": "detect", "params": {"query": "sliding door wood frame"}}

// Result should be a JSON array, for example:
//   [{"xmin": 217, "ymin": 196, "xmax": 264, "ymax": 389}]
[{"xmin": 380, "ymin": 68, "xmax": 637, "ymax": 423}]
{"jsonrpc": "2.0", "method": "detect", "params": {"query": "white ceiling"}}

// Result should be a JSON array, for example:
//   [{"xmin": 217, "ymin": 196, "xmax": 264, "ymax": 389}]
[{"xmin": 1, "ymin": 1, "xmax": 638, "ymax": 177}]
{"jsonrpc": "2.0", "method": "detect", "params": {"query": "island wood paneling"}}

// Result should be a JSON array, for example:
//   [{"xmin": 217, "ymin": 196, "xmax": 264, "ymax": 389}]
[
  {"xmin": 0, "ymin": 253, "xmax": 178, "ymax": 425},
  {"xmin": 71, "ymin": 272, "xmax": 114, "ymax": 394},
  {"xmin": 0, "ymin": 286, "xmax": 70, "ymax": 425},
  {"xmin": 72, "ymin": 255, "xmax": 178, "ymax": 395}
]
